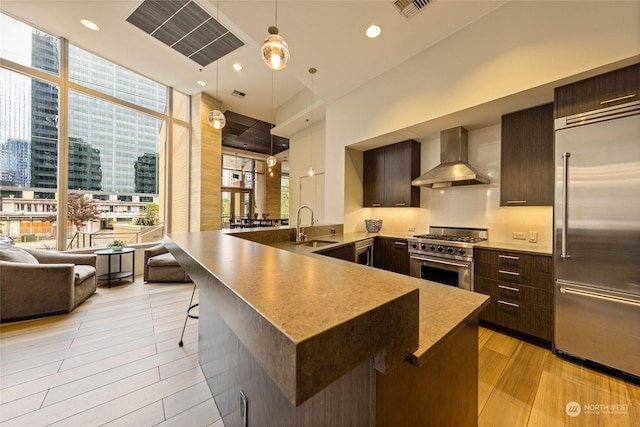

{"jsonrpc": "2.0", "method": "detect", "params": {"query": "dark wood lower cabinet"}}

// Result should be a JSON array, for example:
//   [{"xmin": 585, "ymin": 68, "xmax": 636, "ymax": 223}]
[
  {"xmin": 317, "ymin": 243, "xmax": 355, "ymax": 262},
  {"xmin": 474, "ymin": 248, "xmax": 553, "ymax": 342},
  {"xmin": 200, "ymin": 272, "xmax": 481, "ymax": 427},
  {"xmin": 373, "ymin": 237, "xmax": 410, "ymax": 275}
]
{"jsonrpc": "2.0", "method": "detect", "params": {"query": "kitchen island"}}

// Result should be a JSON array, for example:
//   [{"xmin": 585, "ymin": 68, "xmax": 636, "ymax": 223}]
[{"xmin": 166, "ymin": 229, "xmax": 489, "ymax": 426}]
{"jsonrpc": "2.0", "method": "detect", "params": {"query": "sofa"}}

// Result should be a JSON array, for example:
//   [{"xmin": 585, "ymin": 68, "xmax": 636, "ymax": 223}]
[
  {"xmin": 144, "ymin": 243, "xmax": 190, "ymax": 283},
  {"xmin": 0, "ymin": 246, "xmax": 97, "ymax": 322}
]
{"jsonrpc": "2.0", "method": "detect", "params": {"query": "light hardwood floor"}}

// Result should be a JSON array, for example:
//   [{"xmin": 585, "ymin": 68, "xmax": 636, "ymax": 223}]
[{"xmin": 1, "ymin": 277, "xmax": 638, "ymax": 426}]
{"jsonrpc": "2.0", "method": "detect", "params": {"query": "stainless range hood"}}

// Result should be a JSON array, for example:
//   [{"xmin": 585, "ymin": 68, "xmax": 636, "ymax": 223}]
[{"xmin": 411, "ymin": 126, "xmax": 490, "ymax": 188}]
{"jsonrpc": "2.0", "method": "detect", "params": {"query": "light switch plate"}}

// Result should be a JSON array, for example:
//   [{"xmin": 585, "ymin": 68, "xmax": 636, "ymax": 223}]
[
  {"xmin": 408, "ymin": 225, "xmax": 415, "ymax": 232},
  {"xmin": 527, "ymin": 231, "xmax": 538, "ymax": 243},
  {"xmin": 513, "ymin": 232, "xmax": 526, "ymax": 240}
]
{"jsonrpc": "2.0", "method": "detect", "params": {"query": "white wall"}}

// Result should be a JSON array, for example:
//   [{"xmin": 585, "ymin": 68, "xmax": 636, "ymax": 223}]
[
  {"xmin": 343, "ymin": 124, "xmax": 552, "ymax": 246},
  {"xmin": 288, "ymin": 119, "xmax": 326, "ymax": 226},
  {"xmin": 322, "ymin": 1, "xmax": 639, "ymax": 228}
]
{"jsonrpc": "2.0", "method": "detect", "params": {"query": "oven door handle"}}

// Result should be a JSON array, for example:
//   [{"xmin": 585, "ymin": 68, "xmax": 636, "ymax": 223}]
[{"xmin": 410, "ymin": 255, "xmax": 470, "ymax": 269}]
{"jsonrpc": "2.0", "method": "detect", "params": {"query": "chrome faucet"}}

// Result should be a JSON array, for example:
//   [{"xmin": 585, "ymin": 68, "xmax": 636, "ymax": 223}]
[{"xmin": 296, "ymin": 205, "xmax": 315, "ymax": 242}]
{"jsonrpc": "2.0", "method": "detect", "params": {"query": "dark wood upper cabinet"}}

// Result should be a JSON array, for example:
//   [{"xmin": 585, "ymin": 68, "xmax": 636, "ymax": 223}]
[
  {"xmin": 500, "ymin": 103, "xmax": 554, "ymax": 207},
  {"xmin": 363, "ymin": 140, "xmax": 421, "ymax": 208},
  {"xmin": 363, "ymin": 147, "xmax": 385, "ymax": 207},
  {"xmin": 554, "ymin": 63, "xmax": 639, "ymax": 118}
]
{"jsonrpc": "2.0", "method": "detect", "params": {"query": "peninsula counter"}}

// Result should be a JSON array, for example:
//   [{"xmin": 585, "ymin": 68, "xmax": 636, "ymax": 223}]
[{"xmin": 166, "ymin": 230, "xmax": 489, "ymax": 426}]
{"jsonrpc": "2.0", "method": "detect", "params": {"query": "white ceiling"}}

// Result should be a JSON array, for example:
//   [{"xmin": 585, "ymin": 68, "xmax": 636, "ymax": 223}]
[{"xmin": 0, "ymin": 0, "xmax": 509, "ymax": 125}]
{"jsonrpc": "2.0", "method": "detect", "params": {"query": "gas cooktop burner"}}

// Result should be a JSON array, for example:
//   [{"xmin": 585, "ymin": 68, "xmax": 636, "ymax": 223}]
[{"xmin": 412, "ymin": 234, "xmax": 487, "ymax": 244}]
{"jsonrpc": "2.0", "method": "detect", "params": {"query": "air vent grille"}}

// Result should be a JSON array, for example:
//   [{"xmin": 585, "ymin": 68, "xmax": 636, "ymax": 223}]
[
  {"xmin": 231, "ymin": 90, "xmax": 246, "ymax": 98},
  {"xmin": 393, "ymin": 0, "xmax": 433, "ymax": 18},
  {"xmin": 126, "ymin": 0, "xmax": 244, "ymax": 67}
]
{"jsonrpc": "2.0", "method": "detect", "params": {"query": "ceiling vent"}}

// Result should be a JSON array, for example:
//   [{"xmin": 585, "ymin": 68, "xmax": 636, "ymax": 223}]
[
  {"xmin": 231, "ymin": 90, "xmax": 246, "ymax": 98},
  {"xmin": 126, "ymin": 0, "xmax": 244, "ymax": 67},
  {"xmin": 393, "ymin": 0, "xmax": 433, "ymax": 19}
]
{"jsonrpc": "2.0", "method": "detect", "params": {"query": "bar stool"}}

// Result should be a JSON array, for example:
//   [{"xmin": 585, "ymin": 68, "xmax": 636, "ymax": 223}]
[{"xmin": 178, "ymin": 283, "xmax": 198, "ymax": 347}]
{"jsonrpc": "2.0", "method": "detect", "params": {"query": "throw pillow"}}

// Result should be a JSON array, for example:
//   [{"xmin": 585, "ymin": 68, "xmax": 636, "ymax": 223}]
[{"xmin": 0, "ymin": 247, "xmax": 39, "ymax": 264}]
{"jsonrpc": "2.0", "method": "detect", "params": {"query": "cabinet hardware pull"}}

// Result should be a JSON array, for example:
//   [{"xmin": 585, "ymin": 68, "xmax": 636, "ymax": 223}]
[
  {"xmin": 561, "ymin": 152, "xmax": 571, "ymax": 260},
  {"xmin": 499, "ymin": 270, "xmax": 520, "ymax": 276},
  {"xmin": 600, "ymin": 94, "xmax": 635, "ymax": 105},
  {"xmin": 498, "ymin": 285, "xmax": 520, "ymax": 292},
  {"xmin": 506, "ymin": 200, "xmax": 527, "ymax": 205},
  {"xmin": 498, "ymin": 254, "xmax": 519, "ymax": 260},
  {"xmin": 498, "ymin": 300, "xmax": 520, "ymax": 308},
  {"xmin": 395, "ymin": 203, "xmax": 406, "ymax": 206},
  {"xmin": 394, "ymin": 242, "xmax": 407, "ymax": 246},
  {"xmin": 372, "ymin": 203, "xmax": 381, "ymax": 207}
]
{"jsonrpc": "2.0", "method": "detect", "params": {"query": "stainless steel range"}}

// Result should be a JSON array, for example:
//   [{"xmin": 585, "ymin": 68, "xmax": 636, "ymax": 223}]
[{"xmin": 408, "ymin": 226, "xmax": 488, "ymax": 291}]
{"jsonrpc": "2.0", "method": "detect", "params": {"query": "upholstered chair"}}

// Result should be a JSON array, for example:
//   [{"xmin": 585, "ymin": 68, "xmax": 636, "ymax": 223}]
[
  {"xmin": 0, "ymin": 246, "xmax": 97, "ymax": 322},
  {"xmin": 143, "ymin": 243, "xmax": 190, "ymax": 283}
]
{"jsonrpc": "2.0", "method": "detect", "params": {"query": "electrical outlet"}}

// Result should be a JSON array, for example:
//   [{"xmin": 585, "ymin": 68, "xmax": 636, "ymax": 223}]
[
  {"xmin": 528, "ymin": 231, "xmax": 538, "ymax": 243},
  {"xmin": 240, "ymin": 391, "xmax": 248, "ymax": 427},
  {"xmin": 513, "ymin": 232, "xmax": 526, "ymax": 240},
  {"xmin": 408, "ymin": 225, "xmax": 415, "ymax": 232}
]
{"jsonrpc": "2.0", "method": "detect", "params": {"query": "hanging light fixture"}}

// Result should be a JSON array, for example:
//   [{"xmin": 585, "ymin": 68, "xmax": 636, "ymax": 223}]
[
  {"xmin": 307, "ymin": 67, "xmax": 317, "ymax": 177},
  {"xmin": 207, "ymin": 0, "xmax": 226, "ymax": 130},
  {"xmin": 262, "ymin": 1, "xmax": 290, "ymax": 70},
  {"xmin": 266, "ymin": 69, "xmax": 277, "ymax": 168}
]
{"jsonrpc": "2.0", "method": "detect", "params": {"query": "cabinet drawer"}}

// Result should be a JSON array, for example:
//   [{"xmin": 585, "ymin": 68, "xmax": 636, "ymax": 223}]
[
  {"xmin": 478, "ymin": 295, "xmax": 552, "ymax": 341},
  {"xmin": 475, "ymin": 263, "xmax": 553, "ymax": 290},
  {"xmin": 475, "ymin": 249, "xmax": 552, "ymax": 273},
  {"xmin": 475, "ymin": 278, "xmax": 553, "ymax": 307}
]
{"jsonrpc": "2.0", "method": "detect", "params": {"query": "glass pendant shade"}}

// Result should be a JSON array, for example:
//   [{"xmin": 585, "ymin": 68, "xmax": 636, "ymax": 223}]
[
  {"xmin": 262, "ymin": 27, "xmax": 290, "ymax": 70},
  {"xmin": 266, "ymin": 155, "xmax": 277, "ymax": 167},
  {"xmin": 207, "ymin": 110, "xmax": 226, "ymax": 129}
]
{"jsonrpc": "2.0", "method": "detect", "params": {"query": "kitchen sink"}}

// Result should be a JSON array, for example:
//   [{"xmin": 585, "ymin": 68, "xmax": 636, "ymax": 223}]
[{"xmin": 295, "ymin": 239, "xmax": 336, "ymax": 247}]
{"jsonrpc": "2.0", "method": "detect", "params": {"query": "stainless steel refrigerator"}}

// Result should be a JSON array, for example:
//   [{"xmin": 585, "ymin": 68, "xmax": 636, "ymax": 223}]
[{"xmin": 554, "ymin": 101, "xmax": 640, "ymax": 378}]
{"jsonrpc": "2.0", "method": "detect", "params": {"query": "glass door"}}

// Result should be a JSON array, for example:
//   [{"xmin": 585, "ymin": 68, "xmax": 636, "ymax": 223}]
[{"xmin": 222, "ymin": 188, "xmax": 253, "ymax": 228}]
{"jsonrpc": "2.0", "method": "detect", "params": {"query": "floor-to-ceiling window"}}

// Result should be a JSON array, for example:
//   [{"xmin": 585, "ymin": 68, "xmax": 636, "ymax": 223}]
[{"xmin": 0, "ymin": 12, "xmax": 188, "ymax": 250}]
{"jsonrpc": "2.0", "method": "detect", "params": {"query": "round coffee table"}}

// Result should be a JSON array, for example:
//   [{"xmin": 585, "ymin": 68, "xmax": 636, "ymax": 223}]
[{"xmin": 94, "ymin": 247, "xmax": 135, "ymax": 287}]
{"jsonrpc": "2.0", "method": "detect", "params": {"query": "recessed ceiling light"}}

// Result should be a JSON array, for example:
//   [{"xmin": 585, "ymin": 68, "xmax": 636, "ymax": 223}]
[
  {"xmin": 197, "ymin": 80, "xmax": 207, "ymax": 87},
  {"xmin": 232, "ymin": 63, "xmax": 243, "ymax": 71},
  {"xmin": 366, "ymin": 25, "xmax": 381, "ymax": 38},
  {"xmin": 81, "ymin": 19, "xmax": 100, "ymax": 31}
]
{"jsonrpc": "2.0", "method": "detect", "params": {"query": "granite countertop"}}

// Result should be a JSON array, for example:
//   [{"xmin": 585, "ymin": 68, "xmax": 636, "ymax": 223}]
[
  {"xmin": 477, "ymin": 240, "xmax": 553, "ymax": 255},
  {"xmin": 166, "ymin": 231, "xmax": 420, "ymax": 406},
  {"xmin": 166, "ymin": 229, "xmax": 489, "ymax": 405},
  {"xmin": 273, "ymin": 232, "xmax": 490, "ymax": 366}
]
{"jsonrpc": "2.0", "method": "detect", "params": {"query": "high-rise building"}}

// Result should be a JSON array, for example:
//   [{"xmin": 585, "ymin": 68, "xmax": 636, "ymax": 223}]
[
  {"xmin": 27, "ymin": 31, "xmax": 164, "ymax": 196},
  {"xmin": 68, "ymin": 137, "xmax": 102, "ymax": 191},
  {"xmin": 0, "ymin": 138, "xmax": 30, "ymax": 186},
  {"xmin": 30, "ymin": 31, "xmax": 59, "ymax": 192},
  {"xmin": 134, "ymin": 152, "xmax": 158, "ymax": 194}
]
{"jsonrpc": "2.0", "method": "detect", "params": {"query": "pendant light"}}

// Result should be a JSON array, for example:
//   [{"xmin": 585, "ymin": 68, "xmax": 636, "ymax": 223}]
[
  {"xmin": 307, "ymin": 67, "xmax": 317, "ymax": 177},
  {"xmin": 207, "ymin": 0, "xmax": 226, "ymax": 130},
  {"xmin": 262, "ymin": 0, "xmax": 290, "ymax": 70},
  {"xmin": 266, "ymin": 70, "xmax": 277, "ymax": 168}
]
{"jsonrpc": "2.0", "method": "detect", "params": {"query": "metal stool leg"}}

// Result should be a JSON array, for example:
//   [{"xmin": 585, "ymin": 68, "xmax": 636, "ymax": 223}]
[{"xmin": 178, "ymin": 283, "xmax": 199, "ymax": 347}]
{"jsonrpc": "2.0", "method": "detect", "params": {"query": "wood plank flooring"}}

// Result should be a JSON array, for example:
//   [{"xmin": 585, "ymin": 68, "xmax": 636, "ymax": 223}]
[
  {"xmin": 2, "ymin": 277, "xmax": 638, "ymax": 426},
  {"xmin": 478, "ymin": 327, "xmax": 640, "ymax": 427},
  {"xmin": 1, "ymin": 278, "xmax": 222, "ymax": 427}
]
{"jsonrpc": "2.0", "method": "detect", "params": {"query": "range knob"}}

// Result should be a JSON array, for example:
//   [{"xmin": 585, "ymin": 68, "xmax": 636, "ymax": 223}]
[
  {"xmin": 411, "ymin": 243, "xmax": 418, "ymax": 249},
  {"xmin": 459, "ymin": 248, "xmax": 467, "ymax": 256},
  {"xmin": 420, "ymin": 243, "xmax": 427, "ymax": 250},
  {"xmin": 447, "ymin": 247, "xmax": 454, "ymax": 254},
  {"xmin": 437, "ymin": 246, "xmax": 444, "ymax": 253},
  {"xmin": 429, "ymin": 245, "xmax": 436, "ymax": 251}
]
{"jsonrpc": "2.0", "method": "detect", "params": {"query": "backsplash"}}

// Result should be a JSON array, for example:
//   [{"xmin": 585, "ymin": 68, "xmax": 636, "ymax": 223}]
[{"xmin": 346, "ymin": 124, "xmax": 553, "ymax": 246}]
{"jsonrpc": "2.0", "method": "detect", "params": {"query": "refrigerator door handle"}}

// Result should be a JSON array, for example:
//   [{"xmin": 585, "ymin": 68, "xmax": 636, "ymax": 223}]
[
  {"xmin": 560, "ymin": 152, "xmax": 571, "ymax": 259},
  {"xmin": 560, "ymin": 286, "xmax": 640, "ymax": 307}
]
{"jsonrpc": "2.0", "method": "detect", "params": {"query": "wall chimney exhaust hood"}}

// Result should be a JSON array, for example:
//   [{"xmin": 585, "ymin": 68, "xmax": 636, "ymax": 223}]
[{"xmin": 411, "ymin": 126, "xmax": 490, "ymax": 188}]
